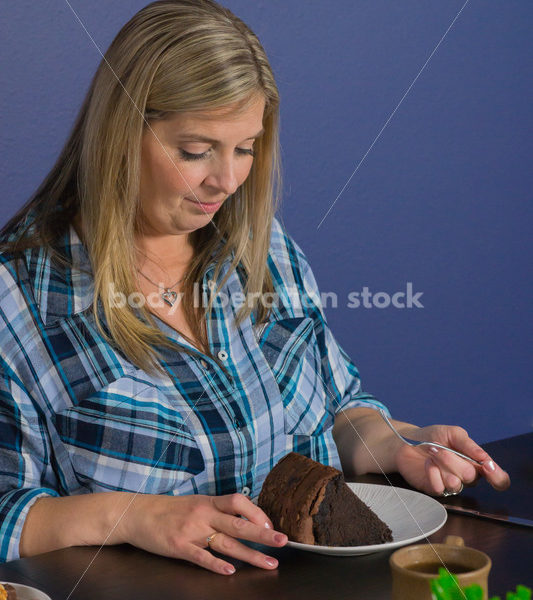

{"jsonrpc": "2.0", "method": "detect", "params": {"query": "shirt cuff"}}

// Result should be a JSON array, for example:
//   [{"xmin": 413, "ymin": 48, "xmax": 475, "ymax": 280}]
[
  {"xmin": 0, "ymin": 487, "xmax": 60, "ymax": 562},
  {"xmin": 338, "ymin": 392, "xmax": 391, "ymax": 418}
]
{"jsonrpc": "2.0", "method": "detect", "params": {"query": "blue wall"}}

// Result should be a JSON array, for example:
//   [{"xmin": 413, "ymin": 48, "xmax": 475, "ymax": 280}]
[{"xmin": 1, "ymin": 1, "xmax": 531, "ymax": 443}]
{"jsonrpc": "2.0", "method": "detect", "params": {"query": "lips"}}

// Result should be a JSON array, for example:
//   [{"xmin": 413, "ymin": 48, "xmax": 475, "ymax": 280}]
[
  {"xmin": 184, "ymin": 197, "xmax": 223, "ymax": 213},
  {"xmin": 185, "ymin": 197, "xmax": 222, "ymax": 205}
]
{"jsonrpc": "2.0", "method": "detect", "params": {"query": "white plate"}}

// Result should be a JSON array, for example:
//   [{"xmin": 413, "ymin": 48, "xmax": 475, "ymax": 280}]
[
  {"xmin": 0, "ymin": 582, "xmax": 52, "ymax": 600},
  {"xmin": 285, "ymin": 483, "xmax": 447, "ymax": 556}
]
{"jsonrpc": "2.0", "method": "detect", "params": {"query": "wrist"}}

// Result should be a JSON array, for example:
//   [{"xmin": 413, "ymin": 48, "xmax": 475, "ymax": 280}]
[{"xmin": 105, "ymin": 492, "xmax": 137, "ymax": 546}]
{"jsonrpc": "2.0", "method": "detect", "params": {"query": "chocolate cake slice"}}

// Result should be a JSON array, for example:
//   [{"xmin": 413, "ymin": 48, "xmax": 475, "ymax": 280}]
[{"xmin": 258, "ymin": 452, "xmax": 393, "ymax": 546}]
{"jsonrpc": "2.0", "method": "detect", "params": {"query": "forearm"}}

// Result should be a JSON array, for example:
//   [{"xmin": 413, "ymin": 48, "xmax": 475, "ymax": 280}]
[
  {"xmin": 19, "ymin": 491, "xmax": 134, "ymax": 557},
  {"xmin": 332, "ymin": 406, "xmax": 419, "ymax": 477}
]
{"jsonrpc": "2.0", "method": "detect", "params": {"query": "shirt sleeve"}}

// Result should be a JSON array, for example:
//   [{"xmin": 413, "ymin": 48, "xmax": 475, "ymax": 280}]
[
  {"xmin": 0, "ymin": 361, "xmax": 60, "ymax": 562},
  {"xmin": 288, "ymin": 235, "xmax": 390, "ymax": 419}
]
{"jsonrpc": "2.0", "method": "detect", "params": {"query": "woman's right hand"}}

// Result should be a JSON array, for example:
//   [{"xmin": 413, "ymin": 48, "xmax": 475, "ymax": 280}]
[{"xmin": 117, "ymin": 492, "xmax": 288, "ymax": 575}]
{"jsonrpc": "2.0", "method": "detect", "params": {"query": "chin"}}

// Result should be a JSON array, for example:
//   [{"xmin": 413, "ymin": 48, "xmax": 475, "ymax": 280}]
[{"xmin": 170, "ymin": 215, "xmax": 212, "ymax": 234}]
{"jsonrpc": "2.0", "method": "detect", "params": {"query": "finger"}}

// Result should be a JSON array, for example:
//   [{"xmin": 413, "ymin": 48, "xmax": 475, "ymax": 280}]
[
  {"xmin": 481, "ymin": 457, "xmax": 511, "ymax": 491},
  {"xmin": 425, "ymin": 457, "xmax": 446, "ymax": 496},
  {"xmin": 207, "ymin": 532, "xmax": 279, "ymax": 570},
  {"xmin": 213, "ymin": 513, "xmax": 287, "ymax": 548},
  {"xmin": 445, "ymin": 428, "xmax": 510, "ymax": 490},
  {"xmin": 182, "ymin": 544, "xmax": 237, "ymax": 576},
  {"xmin": 214, "ymin": 493, "xmax": 274, "ymax": 529},
  {"xmin": 426, "ymin": 458, "xmax": 462, "ymax": 495},
  {"xmin": 445, "ymin": 426, "xmax": 489, "ymax": 464},
  {"xmin": 427, "ymin": 449, "xmax": 468, "ymax": 492},
  {"xmin": 440, "ymin": 427, "xmax": 511, "ymax": 490},
  {"xmin": 427, "ymin": 446, "xmax": 478, "ymax": 485},
  {"xmin": 442, "ymin": 472, "xmax": 462, "ymax": 493}
]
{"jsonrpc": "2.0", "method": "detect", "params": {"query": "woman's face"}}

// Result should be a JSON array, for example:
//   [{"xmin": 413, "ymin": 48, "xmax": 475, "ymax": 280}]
[{"xmin": 138, "ymin": 95, "xmax": 265, "ymax": 240}]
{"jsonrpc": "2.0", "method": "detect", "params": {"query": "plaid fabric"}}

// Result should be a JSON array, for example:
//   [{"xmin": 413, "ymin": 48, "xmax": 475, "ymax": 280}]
[{"xmin": 0, "ymin": 216, "xmax": 387, "ymax": 561}]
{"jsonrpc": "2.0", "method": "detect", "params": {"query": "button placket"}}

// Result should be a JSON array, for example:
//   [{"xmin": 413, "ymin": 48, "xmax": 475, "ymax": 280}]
[{"xmin": 202, "ymin": 266, "xmax": 251, "ymax": 496}]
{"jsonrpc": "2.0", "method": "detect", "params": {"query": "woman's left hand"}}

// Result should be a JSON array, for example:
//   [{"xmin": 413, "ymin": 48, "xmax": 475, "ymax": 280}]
[{"xmin": 394, "ymin": 424, "xmax": 510, "ymax": 496}]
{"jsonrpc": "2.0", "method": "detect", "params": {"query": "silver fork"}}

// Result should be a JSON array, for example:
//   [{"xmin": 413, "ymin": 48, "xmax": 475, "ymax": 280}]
[{"xmin": 378, "ymin": 408, "xmax": 484, "ymax": 466}]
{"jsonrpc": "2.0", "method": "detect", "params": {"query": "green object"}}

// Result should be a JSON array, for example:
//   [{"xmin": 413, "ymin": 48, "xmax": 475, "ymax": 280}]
[
  {"xmin": 464, "ymin": 584, "xmax": 483, "ymax": 600},
  {"xmin": 497, "ymin": 586, "xmax": 532, "ymax": 600},
  {"xmin": 430, "ymin": 568, "xmax": 478, "ymax": 600},
  {"xmin": 516, "ymin": 585, "xmax": 533, "ymax": 599},
  {"xmin": 431, "ymin": 569, "xmax": 531, "ymax": 600}
]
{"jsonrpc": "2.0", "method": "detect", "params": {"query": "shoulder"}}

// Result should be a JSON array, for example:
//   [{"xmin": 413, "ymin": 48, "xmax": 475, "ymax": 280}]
[
  {"xmin": 265, "ymin": 217, "xmax": 322, "ymax": 317},
  {"xmin": 268, "ymin": 216, "xmax": 311, "ymax": 277},
  {"xmin": 0, "ymin": 247, "xmax": 43, "ymax": 384},
  {"xmin": 0, "ymin": 229, "xmax": 33, "ymax": 315},
  {"xmin": 0, "ymin": 211, "xmax": 38, "ymax": 300},
  {"xmin": 0, "ymin": 217, "xmax": 88, "ymax": 332}
]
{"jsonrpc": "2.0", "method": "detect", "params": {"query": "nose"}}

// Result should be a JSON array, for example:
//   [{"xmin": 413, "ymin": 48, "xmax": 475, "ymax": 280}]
[{"xmin": 204, "ymin": 154, "xmax": 239, "ymax": 196}]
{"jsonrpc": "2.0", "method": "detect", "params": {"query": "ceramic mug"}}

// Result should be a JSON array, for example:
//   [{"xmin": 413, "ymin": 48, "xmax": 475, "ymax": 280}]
[{"xmin": 389, "ymin": 535, "xmax": 492, "ymax": 600}]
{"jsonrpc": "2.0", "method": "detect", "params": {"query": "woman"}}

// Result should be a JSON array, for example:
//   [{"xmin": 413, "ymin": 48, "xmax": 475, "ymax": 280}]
[{"xmin": 0, "ymin": 0, "xmax": 509, "ymax": 575}]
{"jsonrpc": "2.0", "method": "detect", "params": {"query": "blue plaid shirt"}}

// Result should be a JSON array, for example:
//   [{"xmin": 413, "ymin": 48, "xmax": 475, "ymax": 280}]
[{"xmin": 0, "ymin": 216, "xmax": 386, "ymax": 561}]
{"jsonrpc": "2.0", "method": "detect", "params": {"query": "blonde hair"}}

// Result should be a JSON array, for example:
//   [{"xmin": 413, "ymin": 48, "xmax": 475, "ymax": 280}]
[{"xmin": 1, "ymin": 0, "xmax": 281, "ymax": 374}]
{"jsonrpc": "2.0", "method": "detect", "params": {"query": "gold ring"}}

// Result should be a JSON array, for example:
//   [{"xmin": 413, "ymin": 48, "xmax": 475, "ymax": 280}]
[
  {"xmin": 207, "ymin": 532, "xmax": 220, "ymax": 547},
  {"xmin": 442, "ymin": 481, "xmax": 464, "ymax": 497}
]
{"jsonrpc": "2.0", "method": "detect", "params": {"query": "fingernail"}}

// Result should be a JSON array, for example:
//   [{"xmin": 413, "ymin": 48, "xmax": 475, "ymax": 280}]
[
  {"xmin": 265, "ymin": 557, "xmax": 278, "ymax": 567},
  {"xmin": 224, "ymin": 565, "xmax": 236, "ymax": 575},
  {"xmin": 483, "ymin": 460, "xmax": 496, "ymax": 472},
  {"xmin": 428, "ymin": 446, "xmax": 439, "ymax": 455},
  {"xmin": 264, "ymin": 521, "xmax": 272, "ymax": 529},
  {"xmin": 274, "ymin": 533, "xmax": 287, "ymax": 544}
]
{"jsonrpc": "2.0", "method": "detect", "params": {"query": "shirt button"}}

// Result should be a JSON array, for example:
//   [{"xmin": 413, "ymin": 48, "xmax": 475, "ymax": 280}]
[
  {"xmin": 217, "ymin": 350, "xmax": 229, "ymax": 361},
  {"xmin": 241, "ymin": 486, "xmax": 251, "ymax": 497}
]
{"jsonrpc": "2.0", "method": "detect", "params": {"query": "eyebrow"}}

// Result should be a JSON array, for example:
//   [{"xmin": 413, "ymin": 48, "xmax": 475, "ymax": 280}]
[{"xmin": 177, "ymin": 128, "xmax": 265, "ymax": 144}]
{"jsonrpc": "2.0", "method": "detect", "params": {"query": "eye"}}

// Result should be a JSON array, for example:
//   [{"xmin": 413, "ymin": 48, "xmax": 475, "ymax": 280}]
[
  {"xmin": 178, "ymin": 147, "xmax": 255, "ymax": 161},
  {"xmin": 179, "ymin": 149, "xmax": 210, "ymax": 161},
  {"xmin": 236, "ymin": 148, "xmax": 255, "ymax": 157}
]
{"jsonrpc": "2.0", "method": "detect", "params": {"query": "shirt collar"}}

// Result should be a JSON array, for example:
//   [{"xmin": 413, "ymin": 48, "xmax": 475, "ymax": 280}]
[{"xmin": 25, "ymin": 224, "xmax": 94, "ymax": 325}]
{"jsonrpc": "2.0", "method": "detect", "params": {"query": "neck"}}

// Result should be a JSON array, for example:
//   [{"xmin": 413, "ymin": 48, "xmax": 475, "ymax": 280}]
[
  {"xmin": 134, "ymin": 231, "xmax": 196, "ymax": 287},
  {"xmin": 72, "ymin": 213, "xmax": 196, "ymax": 283},
  {"xmin": 136, "ymin": 232, "xmax": 192, "ymax": 260}
]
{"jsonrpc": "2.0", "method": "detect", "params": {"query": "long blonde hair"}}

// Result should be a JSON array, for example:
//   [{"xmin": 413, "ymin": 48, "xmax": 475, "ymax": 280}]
[{"xmin": 1, "ymin": 0, "xmax": 281, "ymax": 374}]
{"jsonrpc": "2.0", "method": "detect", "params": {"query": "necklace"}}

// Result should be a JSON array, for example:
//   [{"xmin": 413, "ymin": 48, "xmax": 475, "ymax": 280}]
[{"xmin": 137, "ymin": 269, "xmax": 184, "ymax": 307}]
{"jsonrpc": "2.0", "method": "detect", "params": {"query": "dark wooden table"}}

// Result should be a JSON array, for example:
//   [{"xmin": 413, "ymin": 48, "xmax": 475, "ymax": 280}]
[{"xmin": 1, "ymin": 433, "xmax": 532, "ymax": 599}]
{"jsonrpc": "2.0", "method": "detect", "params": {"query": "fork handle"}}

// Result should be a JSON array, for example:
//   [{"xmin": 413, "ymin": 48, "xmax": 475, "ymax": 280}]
[
  {"xmin": 421, "ymin": 442, "xmax": 484, "ymax": 466},
  {"xmin": 378, "ymin": 408, "xmax": 483, "ymax": 466},
  {"xmin": 378, "ymin": 409, "xmax": 406, "ymax": 442}
]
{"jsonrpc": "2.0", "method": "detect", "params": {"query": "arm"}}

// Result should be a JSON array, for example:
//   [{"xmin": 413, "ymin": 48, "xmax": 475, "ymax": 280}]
[
  {"xmin": 19, "ymin": 490, "xmax": 287, "ymax": 575},
  {"xmin": 20, "ymin": 492, "xmax": 128, "ymax": 556},
  {"xmin": 0, "ymin": 362, "xmax": 61, "ymax": 561},
  {"xmin": 333, "ymin": 406, "xmax": 411, "ymax": 477}
]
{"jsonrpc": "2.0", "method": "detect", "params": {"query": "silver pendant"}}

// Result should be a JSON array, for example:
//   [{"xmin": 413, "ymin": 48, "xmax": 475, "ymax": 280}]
[{"xmin": 161, "ymin": 289, "xmax": 178, "ymax": 306}]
